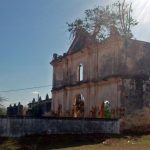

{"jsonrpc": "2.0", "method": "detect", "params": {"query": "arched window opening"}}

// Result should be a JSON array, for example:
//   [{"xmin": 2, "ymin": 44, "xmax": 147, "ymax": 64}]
[
  {"xmin": 77, "ymin": 64, "xmax": 84, "ymax": 81},
  {"xmin": 72, "ymin": 94, "xmax": 85, "ymax": 117}
]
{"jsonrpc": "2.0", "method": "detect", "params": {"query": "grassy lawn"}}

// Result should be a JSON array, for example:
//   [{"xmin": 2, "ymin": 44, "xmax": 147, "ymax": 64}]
[{"xmin": 0, "ymin": 134, "xmax": 149, "ymax": 150}]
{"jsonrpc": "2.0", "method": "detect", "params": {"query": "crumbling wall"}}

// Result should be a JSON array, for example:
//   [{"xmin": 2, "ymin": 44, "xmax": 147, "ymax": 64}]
[
  {"xmin": 53, "ymin": 62, "xmax": 64, "ymax": 88},
  {"xmin": 51, "ymin": 35, "xmax": 150, "ymax": 119},
  {"xmin": 120, "ymin": 107, "xmax": 150, "ymax": 133},
  {"xmin": 0, "ymin": 118, "xmax": 120, "ymax": 137},
  {"xmin": 120, "ymin": 78, "xmax": 150, "ymax": 114},
  {"xmin": 52, "ymin": 79, "xmax": 122, "ymax": 118},
  {"xmin": 121, "ymin": 78, "xmax": 143, "ymax": 114},
  {"xmin": 96, "ymin": 37, "xmax": 150, "ymax": 78}
]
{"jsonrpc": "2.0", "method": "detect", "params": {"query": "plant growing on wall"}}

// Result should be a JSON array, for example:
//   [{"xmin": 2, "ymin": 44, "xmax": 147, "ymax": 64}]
[
  {"xmin": 67, "ymin": 0, "xmax": 138, "ymax": 41},
  {"xmin": 104, "ymin": 104, "xmax": 111, "ymax": 118}
]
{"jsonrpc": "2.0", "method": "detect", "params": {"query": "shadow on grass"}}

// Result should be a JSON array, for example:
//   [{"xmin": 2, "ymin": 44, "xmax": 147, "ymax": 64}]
[
  {"xmin": 0, "ymin": 133, "xmax": 149, "ymax": 150},
  {"xmin": 20, "ymin": 134, "xmax": 107, "ymax": 150},
  {"xmin": 0, "ymin": 134, "xmax": 107, "ymax": 150}
]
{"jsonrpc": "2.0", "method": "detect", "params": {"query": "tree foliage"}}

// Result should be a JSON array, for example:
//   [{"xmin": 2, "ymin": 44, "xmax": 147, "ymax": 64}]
[
  {"xmin": 0, "ymin": 96, "xmax": 6, "ymax": 107},
  {"xmin": 67, "ymin": 19, "xmax": 85, "ymax": 38},
  {"xmin": 67, "ymin": 0, "xmax": 138, "ymax": 41},
  {"xmin": 0, "ymin": 96, "xmax": 6, "ymax": 115},
  {"xmin": 113, "ymin": 0, "xmax": 138, "ymax": 37},
  {"xmin": 104, "ymin": 104, "xmax": 111, "ymax": 118}
]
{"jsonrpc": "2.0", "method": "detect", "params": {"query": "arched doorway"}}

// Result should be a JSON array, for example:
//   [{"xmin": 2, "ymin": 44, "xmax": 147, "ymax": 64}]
[
  {"xmin": 72, "ymin": 94, "xmax": 85, "ymax": 117},
  {"xmin": 99, "ymin": 100, "xmax": 111, "ymax": 118}
]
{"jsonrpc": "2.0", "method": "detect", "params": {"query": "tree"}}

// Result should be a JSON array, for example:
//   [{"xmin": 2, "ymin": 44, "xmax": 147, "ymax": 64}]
[
  {"xmin": 0, "ymin": 108, "xmax": 6, "ymax": 115},
  {"xmin": 45, "ymin": 94, "xmax": 49, "ymax": 100},
  {"xmin": 67, "ymin": 0, "xmax": 138, "ymax": 41},
  {"xmin": 0, "ymin": 96, "xmax": 6, "ymax": 107},
  {"xmin": 84, "ymin": 6, "xmax": 114, "ymax": 40},
  {"xmin": 113, "ymin": 0, "xmax": 138, "ymax": 38},
  {"xmin": 0, "ymin": 96, "xmax": 6, "ymax": 115},
  {"xmin": 67, "ymin": 19, "xmax": 85, "ymax": 39}
]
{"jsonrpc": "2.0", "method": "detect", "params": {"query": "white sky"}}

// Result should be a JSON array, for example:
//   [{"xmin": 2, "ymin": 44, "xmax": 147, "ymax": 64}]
[
  {"xmin": 86, "ymin": 0, "xmax": 150, "ymax": 42},
  {"xmin": 131, "ymin": 0, "xmax": 150, "ymax": 42}
]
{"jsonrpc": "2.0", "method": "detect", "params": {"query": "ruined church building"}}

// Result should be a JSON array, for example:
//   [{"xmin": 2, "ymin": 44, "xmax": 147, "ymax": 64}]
[{"xmin": 50, "ymin": 29, "xmax": 150, "ymax": 118}]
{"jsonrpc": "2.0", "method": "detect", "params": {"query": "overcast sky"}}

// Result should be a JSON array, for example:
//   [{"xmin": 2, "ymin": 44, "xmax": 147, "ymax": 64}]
[{"xmin": 0, "ymin": 0, "xmax": 149, "ymax": 107}]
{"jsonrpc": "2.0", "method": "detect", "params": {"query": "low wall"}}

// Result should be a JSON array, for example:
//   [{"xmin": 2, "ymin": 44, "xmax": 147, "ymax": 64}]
[{"xmin": 0, "ymin": 117, "xmax": 120, "ymax": 137}]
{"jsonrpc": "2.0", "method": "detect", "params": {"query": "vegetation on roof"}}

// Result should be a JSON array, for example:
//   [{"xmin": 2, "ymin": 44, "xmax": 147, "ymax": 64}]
[{"xmin": 67, "ymin": 0, "xmax": 138, "ymax": 42}]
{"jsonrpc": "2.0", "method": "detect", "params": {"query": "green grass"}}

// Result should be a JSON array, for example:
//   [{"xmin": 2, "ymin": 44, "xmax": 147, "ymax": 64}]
[
  {"xmin": 0, "ymin": 134, "xmax": 149, "ymax": 150},
  {"xmin": 0, "ymin": 140, "xmax": 20, "ymax": 150}
]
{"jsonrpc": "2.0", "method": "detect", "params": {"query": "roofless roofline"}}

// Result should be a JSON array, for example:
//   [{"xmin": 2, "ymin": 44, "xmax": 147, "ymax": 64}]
[{"xmin": 50, "ymin": 34, "xmax": 150, "ymax": 65}]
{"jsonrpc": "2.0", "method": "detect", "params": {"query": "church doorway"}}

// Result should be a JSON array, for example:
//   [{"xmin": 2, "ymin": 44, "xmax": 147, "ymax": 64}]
[
  {"xmin": 99, "ymin": 100, "xmax": 111, "ymax": 118},
  {"xmin": 72, "ymin": 94, "xmax": 85, "ymax": 117}
]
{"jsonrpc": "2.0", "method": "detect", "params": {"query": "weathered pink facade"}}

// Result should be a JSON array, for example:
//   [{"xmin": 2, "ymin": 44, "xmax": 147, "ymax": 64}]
[{"xmin": 51, "ymin": 33, "xmax": 150, "ymax": 118}]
